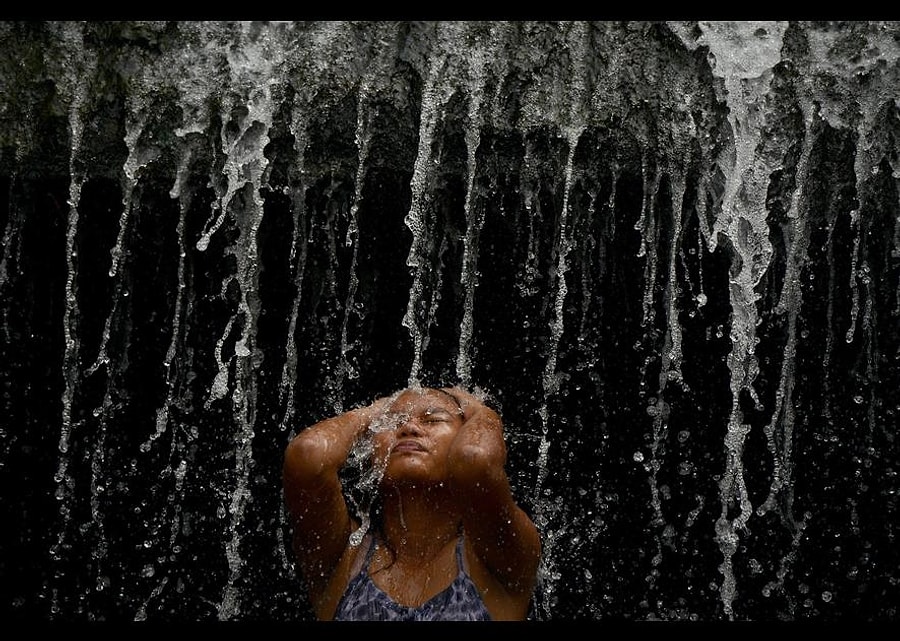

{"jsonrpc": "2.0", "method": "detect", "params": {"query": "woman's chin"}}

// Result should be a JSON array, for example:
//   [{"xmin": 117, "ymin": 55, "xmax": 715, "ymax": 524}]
[{"xmin": 381, "ymin": 463, "xmax": 441, "ymax": 487}]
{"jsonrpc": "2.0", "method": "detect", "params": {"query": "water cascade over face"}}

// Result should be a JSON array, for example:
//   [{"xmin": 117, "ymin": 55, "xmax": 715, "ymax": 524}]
[{"xmin": 0, "ymin": 20, "xmax": 898, "ymax": 621}]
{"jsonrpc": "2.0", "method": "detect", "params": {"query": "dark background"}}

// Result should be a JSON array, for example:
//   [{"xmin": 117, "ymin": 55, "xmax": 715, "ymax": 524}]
[{"xmin": 0, "ymin": 21, "xmax": 898, "ymax": 621}]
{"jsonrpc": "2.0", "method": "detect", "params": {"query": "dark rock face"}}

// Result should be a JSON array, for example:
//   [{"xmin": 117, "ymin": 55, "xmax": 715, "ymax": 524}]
[{"xmin": 0, "ymin": 20, "xmax": 898, "ymax": 621}]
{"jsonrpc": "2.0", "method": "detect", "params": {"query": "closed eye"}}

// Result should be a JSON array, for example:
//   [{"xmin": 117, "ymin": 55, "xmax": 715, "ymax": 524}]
[{"xmin": 422, "ymin": 408, "xmax": 454, "ymax": 423}]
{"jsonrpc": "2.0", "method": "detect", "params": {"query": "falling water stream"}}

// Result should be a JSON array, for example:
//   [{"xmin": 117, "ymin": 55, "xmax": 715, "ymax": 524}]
[{"xmin": 1, "ymin": 21, "xmax": 898, "ymax": 621}]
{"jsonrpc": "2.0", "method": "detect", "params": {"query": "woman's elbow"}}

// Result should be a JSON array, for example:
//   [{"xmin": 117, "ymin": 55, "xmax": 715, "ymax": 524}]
[{"xmin": 283, "ymin": 432, "xmax": 332, "ymax": 488}]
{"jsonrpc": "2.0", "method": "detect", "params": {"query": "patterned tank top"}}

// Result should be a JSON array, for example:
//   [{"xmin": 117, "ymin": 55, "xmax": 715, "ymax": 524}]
[{"xmin": 332, "ymin": 534, "xmax": 492, "ymax": 621}]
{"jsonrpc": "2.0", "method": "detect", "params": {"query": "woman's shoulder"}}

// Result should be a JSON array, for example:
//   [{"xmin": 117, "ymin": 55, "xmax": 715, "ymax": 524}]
[
  {"xmin": 347, "ymin": 530, "xmax": 375, "ymax": 577},
  {"xmin": 310, "ymin": 531, "xmax": 373, "ymax": 619},
  {"xmin": 460, "ymin": 533, "xmax": 535, "ymax": 620}
]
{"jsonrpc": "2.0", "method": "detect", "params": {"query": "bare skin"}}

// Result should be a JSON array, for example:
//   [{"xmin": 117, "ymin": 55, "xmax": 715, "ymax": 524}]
[{"xmin": 282, "ymin": 386, "xmax": 542, "ymax": 620}]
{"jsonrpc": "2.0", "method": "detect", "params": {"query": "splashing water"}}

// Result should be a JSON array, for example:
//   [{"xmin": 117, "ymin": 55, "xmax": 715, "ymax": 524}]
[{"xmin": 1, "ymin": 21, "xmax": 898, "ymax": 622}]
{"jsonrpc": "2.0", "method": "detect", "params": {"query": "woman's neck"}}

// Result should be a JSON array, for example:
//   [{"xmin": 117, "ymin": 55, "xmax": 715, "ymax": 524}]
[{"xmin": 379, "ymin": 485, "xmax": 461, "ymax": 561}]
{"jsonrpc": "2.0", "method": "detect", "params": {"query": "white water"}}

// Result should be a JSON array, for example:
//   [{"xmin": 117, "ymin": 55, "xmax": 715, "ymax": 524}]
[{"xmin": 1, "ymin": 20, "xmax": 898, "ymax": 622}]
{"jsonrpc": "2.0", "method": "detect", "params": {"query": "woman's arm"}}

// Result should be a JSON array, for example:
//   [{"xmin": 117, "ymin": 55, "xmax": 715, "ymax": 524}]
[
  {"xmin": 443, "ymin": 388, "xmax": 542, "ymax": 599},
  {"xmin": 282, "ymin": 397, "xmax": 389, "ymax": 599}
]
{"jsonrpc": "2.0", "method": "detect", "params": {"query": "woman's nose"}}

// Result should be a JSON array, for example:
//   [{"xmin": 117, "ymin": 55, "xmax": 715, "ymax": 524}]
[{"xmin": 396, "ymin": 415, "xmax": 423, "ymax": 435}]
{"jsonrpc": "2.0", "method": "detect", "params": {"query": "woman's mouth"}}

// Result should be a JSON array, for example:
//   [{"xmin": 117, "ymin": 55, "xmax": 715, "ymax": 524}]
[{"xmin": 391, "ymin": 439, "xmax": 426, "ymax": 453}]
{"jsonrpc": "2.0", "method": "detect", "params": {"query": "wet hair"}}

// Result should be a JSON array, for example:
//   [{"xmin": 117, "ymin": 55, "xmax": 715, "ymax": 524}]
[{"xmin": 412, "ymin": 382, "xmax": 502, "ymax": 416}]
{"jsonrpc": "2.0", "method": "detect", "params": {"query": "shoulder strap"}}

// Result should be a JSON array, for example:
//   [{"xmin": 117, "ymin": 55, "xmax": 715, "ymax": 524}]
[{"xmin": 455, "ymin": 535, "xmax": 470, "ymax": 574}]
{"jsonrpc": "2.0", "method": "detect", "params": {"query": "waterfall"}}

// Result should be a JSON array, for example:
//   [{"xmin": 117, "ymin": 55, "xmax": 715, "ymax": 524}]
[{"xmin": 1, "ymin": 20, "xmax": 899, "ymax": 621}]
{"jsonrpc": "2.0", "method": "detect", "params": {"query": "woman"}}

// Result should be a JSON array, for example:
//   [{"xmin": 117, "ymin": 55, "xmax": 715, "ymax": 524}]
[{"xmin": 282, "ymin": 385, "xmax": 542, "ymax": 621}]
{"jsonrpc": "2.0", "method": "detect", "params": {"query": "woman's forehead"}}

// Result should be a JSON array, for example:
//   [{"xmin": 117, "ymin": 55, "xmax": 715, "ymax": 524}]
[{"xmin": 391, "ymin": 387, "xmax": 458, "ymax": 411}]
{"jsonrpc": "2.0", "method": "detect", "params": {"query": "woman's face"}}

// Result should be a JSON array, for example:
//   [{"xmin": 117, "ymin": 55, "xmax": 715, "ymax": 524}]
[{"xmin": 371, "ymin": 388, "xmax": 464, "ymax": 487}]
